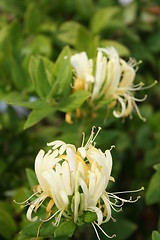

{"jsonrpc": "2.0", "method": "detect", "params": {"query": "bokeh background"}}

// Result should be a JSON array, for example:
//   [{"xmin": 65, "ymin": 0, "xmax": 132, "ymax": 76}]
[{"xmin": 0, "ymin": 0, "xmax": 160, "ymax": 239}]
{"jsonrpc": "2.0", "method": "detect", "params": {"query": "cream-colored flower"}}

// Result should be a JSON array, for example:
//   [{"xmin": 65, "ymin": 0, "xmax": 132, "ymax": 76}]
[
  {"xmin": 15, "ymin": 127, "xmax": 143, "ymax": 239},
  {"xmin": 70, "ymin": 47, "xmax": 156, "ymax": 121},
  {"xmin": 70, "ymin": 52, "xmax": 94, "ymax": 92}
]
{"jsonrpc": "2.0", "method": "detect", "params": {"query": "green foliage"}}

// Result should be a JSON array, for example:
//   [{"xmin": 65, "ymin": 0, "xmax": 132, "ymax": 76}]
[
  {"xmin": 0, "ymin": 0, "xmax": 159, "ymax": 240},
  {"xmin": 0, "ymin": 205, "xmax": 17, "ymax": 239},
  {"xmin": 57, "ymin": 91, "xmax": 91, "ymax": 112},
  {"xmin": 54, "ymin": 221, "xmax": 76, "ymax": 238},
  {"xmin": 146, "ymin": 171, "xmax": 160, "ymax": 205},
  {"xmin": 102, "ymin": 217, "xmax": 137, "ymax": 240},
  {"xmin": 152, "ymin": 231, "xmax": 160, "ymax": 240}
]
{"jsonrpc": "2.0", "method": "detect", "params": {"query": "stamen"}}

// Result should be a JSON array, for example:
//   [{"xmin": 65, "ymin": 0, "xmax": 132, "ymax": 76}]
[
  {"xmin": 92, "ymin": 223, "xmax": 101, "ymax": 240},
  {"xmin": 138, "ymin": 80, "xmax": 157, "ymax": 90},
  {"xmin": 40, "ymin": 208, "xmax": 62, "ymax": 222},
  {"xmin": 13, "ymin": 191, "xmax": 38, "ymax": 205},
  {"xmin": 85, "ymin": 126, "xmax": 96, "ymax": 149},
  {"xmin": 52, "ymin": 210, "xmax": 64, "ymax": 227},
  {"xmin": 110, "ymin": 145, "xmax": 115, "ymax": 151},
  {"xmin": 111, "ymin": 216, "xmax": 117, "ymax": 223},
  {"xmin": 94, "ymin": 221, "xmax": 116, "ymax": 239},
  {"xmin": 81, "ymin": 132, "xmax": 85, "ymax": 147},
  {"xmin": 131, "ymin": 95, "xmax": 147, "ymax": 102},
  {"xmin": 111, "ymin": 186, "xmax": 144, "ymax": 195},
  {"xmin": 92, "ymin": 127, "xmax": 102, "ymax": 143},
  {"xmin": 108, "ymin": 193, "xmax": 141, "ymax": 203},
  {"xmin": 133, "ymin": 101, "xmax": 146, "ymax": 122}
]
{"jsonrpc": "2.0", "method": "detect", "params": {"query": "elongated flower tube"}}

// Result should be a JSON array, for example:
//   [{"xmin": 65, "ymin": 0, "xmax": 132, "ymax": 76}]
[
  {"xmin": 16, "ymin": 127, "xmax": 143, "ymax": 239},
  {"xmin": 70, "ymin": 47, "xmax": 156, "ymax": 122}
]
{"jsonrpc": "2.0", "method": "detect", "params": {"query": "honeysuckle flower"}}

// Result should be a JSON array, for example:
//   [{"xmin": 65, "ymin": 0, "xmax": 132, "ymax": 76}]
[
  {"xmin": 70, "ymin": 47, "xmax": 156, "ymax": 122},
  {"xmin": 15, "ymin": 127, "xmax": 144, "ymax": 239},
  {"xmin": 70, "ymin": 52, "xmax": 94, "ymax": 92}
]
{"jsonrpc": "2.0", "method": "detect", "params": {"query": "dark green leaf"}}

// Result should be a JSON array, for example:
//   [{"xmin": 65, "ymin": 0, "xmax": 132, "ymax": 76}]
[
  {"xmin": 54, "ymin": 221, "xmax": 76, "ymax": 238},
  {"xmin": 83, "ymin": 211, "xmax": 97, "ymax": 223},
  {"xmin": 24, "ymin": 106, "xmax": 55, "ymax": 129},
  {"xmin": 0, "ymin": 208, "xmax": 17, "ymax": 239},
  {"xmin": 102, "ymin": 217, "xmax": 137, "ymax": 240},
  {"xmin": 19, "ymin": 214, "xmax": 55, "ymax": 240},
  {"xmin": 53, "ymin": 46, "xmax": 72, "ymax": 96},
  {"xmin": 4, "ymin": 92, "xmax": 49, "ymax": 109},
  {"xmin": 29, "ymin": 57, "xmax": 51, "ymax": 99},
  {"xmin": 57, "ymin": 90, "xmax": 91, "ymax": 112},
  {"xmin": 146, "ymin": 172, "xmax": 160, "ymax": 205},
  {"xmin": 26, "ymin": 168, "xmax": 38, "ymax": 188}
]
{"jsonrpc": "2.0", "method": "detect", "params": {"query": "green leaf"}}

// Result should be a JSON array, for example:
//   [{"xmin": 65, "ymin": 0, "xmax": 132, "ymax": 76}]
[
  {"xmin": 90, "ymin": 7, "xmax": 120, "ymax": 34},
  {"xmin": 11, "ymin": 57, "xmax": 29, "ymax": 90},
  {"xmin": 100, "ymin": 40, "xmax": 130, "ymax": 57},
  {"xmin": 154, "ymin": 163, "xmax": 160, "ymax": 173},
  {"xmin": 102, "ymin": 217, "xmax": 137, "ymax": 240},
  {"xmin": 24, "ymin": 106, "xmax": 55, "ymax": 129},
  {"xmin": 54, "ymin": 221, "xmax": 76, "ymax": 238},
  {"xmin": 83, "ymin": 211, "xmax": 97, "ymax": 223},
  {"xmin": 75, "ymin": 25, "xmax": 98, "ymax": 58},
  {"xmin": 26, "ymin": 169, "xmax": 38, "ymax": 188},
  {"xmin": 0, "ymin": 208, "xmax": 17, "ymax": 239},
  {"xmin": 29, "ymin": 57, "xmax": 51, "ymax": 100},
  {"xmin": 25, "ymin": 3, "xmax": 41, "ymax": 33},
  {"xmin": 146, "ymin": 172, "xmax": 160, "ymax": 205},
  {"xmin": 53, "ymin": 46, "xmax": 72, "ymax": 96},
  {"xmin": 4, "ymin": 92, "xmax": 49, "ymax": 109},
  {"xmin": 41, "ymin": 57, "xmax": 55, "ymax": 85},
  {"xmin": 152, "ymin": 231, "xmax": 160, "ymax": 240},
  {"xmin": 147, "ymin": 33, "xmax": 160, "ymax": 53},
  {"xmin": 57, "ymin": 21, "xmax": 80, "ymax": 46},
  {"xmin": 57, "ymin": 90, "xmax": 91, "ymax": 112},
  {"xmin": 19, "ymin": 214, "xmax": 55, "ymax": 240}
]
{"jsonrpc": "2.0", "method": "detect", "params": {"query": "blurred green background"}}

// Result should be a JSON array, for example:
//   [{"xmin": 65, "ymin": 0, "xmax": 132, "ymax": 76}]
[{"xmin": 0, "ymin": 0, "xmax": 160, "ymax": 239}]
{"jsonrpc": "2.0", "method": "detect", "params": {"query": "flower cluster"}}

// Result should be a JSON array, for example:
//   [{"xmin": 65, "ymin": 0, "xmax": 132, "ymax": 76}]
[
  {"xmin": 71, "ymin": 47, "xmax": 155, "ymax": 122},
  {"xmin": 15, "ymin": 127, "xmax": 143, "ymax": 239}
]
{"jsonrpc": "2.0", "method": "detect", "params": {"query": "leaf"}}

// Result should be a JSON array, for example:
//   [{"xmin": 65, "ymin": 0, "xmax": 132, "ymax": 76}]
[
  {"xmin": 24, "ymin": 106, "xmax": 55, "ymax": 129},
  {"xmin": 25, "ymin": 3, "xmax": 41, "ymax": 33},
  {"xmin": 146, "ymin": 172, "xmax": 160, "ymax": 205},
  {"xmin": 83, "ymin": 211, "xmax": 97, "ymax": 223},
  {"xmin": 0, "ymin": 208, "xmax": 17, "ymax": 239},
  {"xmin": 147, "ymin": 33, "xmax": 160, "ymax": 53},
  {"xmin": 41, "ymin": 57, "xmax": 55, "ymax": 85},
  {"xmin": 26, "ymin": 169, "xmax": 38, "ymax": 188},
  {"xmin": 90, "ymin": 7, "xmax": 120, "ymax": 34},
  {"xmin": 53, "ymin": 46, "xmax": 72, "ymax": 96},
  {"xmin": 29, "ymin": 57, "xmax": 51, "ymax": 100},
  {"xmin": 11, "ymin": 57, "xmax": 29, "ymax": 90},
  {"xmin": 100, "ymin": 40, "xmax": 130, "ymax": 57},
  {"xmin": 57, "ymin": 21, "xmax": 80, "ymax": 46},
  {"xmin": 54, "ymin": 221, "xmax": 76, "ymax": 238},
  {"xmin": 152, "ymin": 231, "xmax": 160, "ymax": 240},
  {"xmin": 75, "ymin": 25, "xmax": 98, "ymax": 58},
  {"xmin": 18, "ymin": 214, "xmax": 55, "ymax": 240},
  {"xmin": 4, "ymin": 92, "xmax": 49, "ymax": 109},
  {"xmin": 154, "ymin": 163, "xmax": 160, "ymax": 173},
  {"xmin": 102, "ymin": 217, "xmax": 137, "ymax": 240},
  {"xmin": 57, "ymin": 90, "xmax": 91, "ymax": 112}
]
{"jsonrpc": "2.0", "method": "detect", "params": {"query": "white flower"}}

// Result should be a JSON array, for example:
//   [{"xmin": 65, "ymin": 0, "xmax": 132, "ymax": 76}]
[
  {"xmin": 70, "ymin": 52, "xmax": 94, "ymax": 91},
  {"xmin": 15, "ymin": 127, "xmax": 143, "ymax": 239},
  {"xmin": 70, "ymin": 47, "xmax": 156, "ymax": 121}
]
